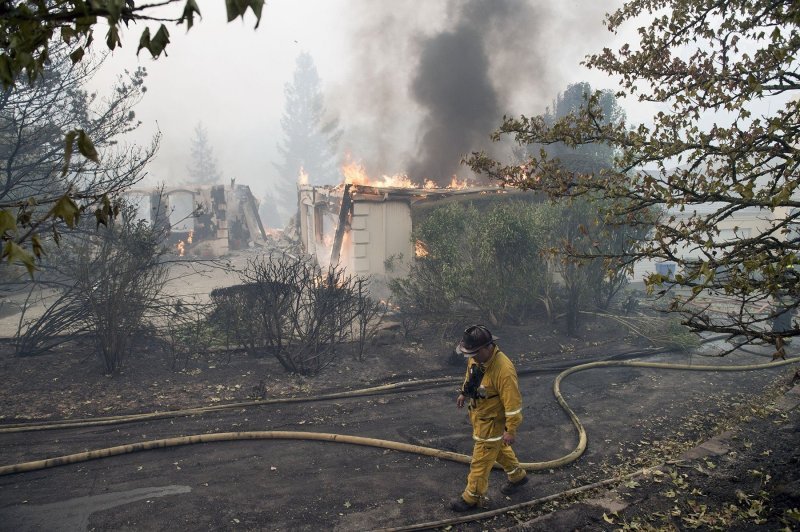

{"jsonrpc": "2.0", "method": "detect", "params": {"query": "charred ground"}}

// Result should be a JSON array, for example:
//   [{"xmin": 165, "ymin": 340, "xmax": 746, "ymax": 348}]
[{"xmin": 0, "ymin": 315, "xmax": 798, "ymax": 531}]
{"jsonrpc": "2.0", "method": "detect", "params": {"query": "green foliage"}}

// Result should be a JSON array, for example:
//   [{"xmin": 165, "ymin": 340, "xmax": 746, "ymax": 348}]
[
  {"xmin": 543, "ymin": 82, "xmax": 624, "ymax": 174},
  {"xmin": 520, "ymin": 82, "xmax": 645, "ymax": 334},
  {"xmin": 0, "ymin": 1, "xmax": 264, "ymax": 88},
  {"xmin": 392, "ymin": 200, "xmax": 553, "ymax": 325},
  {"xmin": 468, "ymin": 0, "xmax": 799, "ymax": 345},
  {"xmin": 0, "ymin": 44, "xmax": 152, "ymax": 276}
]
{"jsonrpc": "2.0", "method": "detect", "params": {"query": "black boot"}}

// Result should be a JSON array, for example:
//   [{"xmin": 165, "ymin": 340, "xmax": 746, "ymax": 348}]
[
  {"xmin": 450, "ymin": 498, "xmax": 477, "ymax": 512},
  {"xmin": 500, "ymin": 475, "xmax": 529, "ymax": 495}
]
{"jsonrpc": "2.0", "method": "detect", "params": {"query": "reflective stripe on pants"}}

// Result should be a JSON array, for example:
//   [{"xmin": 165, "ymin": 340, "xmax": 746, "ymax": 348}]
[{"xmin": 461, "ymin": 439, "xmax": 527, "ymax": 504}]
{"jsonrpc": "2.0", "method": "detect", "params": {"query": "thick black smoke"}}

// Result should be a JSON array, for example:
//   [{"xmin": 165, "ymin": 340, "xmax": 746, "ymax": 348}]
[
  {"xmin": 336, "ymin": 0, "xmax": 609, "ymax": 185},
  {"xmin": 407, "ymin": 27, "xmax": 500, "ymax": 182},
  {"xmin": 408, "ymin": 0, "xmax": 551, "ymax": 184}
]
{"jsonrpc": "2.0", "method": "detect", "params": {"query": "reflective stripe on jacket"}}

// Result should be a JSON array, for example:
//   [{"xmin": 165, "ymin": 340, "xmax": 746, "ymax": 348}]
[{"xmin": 461, "ymin": 345, "xmax": 523, "ymax": 440}]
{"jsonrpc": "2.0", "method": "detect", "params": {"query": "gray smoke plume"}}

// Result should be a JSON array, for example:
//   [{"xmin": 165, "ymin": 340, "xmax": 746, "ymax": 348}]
[
  {"xmin": 334, "ymin": 0, "xmax": 611, "ymax": 185},
  {"xmin": 407, "ymin": 26, "xmax": 499, "ymax": 182},
  {"xmin": 408, "ymin": 0, "xmax": 551, "ymax": 184}
]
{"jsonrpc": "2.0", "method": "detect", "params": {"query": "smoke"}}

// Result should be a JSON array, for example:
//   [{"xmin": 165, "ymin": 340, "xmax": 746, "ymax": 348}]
[
  {"xmin": 334, "ymin": 0, "xmax": 611, "ymax": 185},
  {"xmin": 408, "ymin": 0, "xmax": 555, "ymax": 184},
  {"xmin": 407, "ymin": 26, "xmax": 499, "ymax": 182}
]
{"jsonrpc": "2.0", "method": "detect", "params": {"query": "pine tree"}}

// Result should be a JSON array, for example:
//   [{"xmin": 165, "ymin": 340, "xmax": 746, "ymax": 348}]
[
  {"xmin": 273, "ymin": 52, "xmax": 341, "ymax": 213},
  {"xmin": 186, "ymin": 123, "xmax": 221, "ymax": 186}
]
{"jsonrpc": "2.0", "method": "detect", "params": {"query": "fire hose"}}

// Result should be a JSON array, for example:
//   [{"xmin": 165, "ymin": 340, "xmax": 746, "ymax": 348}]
[
  {"xmin": 1, "ymin": 355, "xmax": 797, "ymax": 478},
  {"xmin": 0, "ymin": 345, "xmax": 667, "ymax": 434},
  {"xmin": 0, "ymin": 352, "xmax": 798, "ymax": 531}
]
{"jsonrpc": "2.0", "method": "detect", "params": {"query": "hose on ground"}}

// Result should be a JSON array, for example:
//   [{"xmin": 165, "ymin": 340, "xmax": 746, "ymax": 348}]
[
  {"xmin": 0, "ymin": 346, "xmax": 667, "ymax": 434},
  {"xmin": 0, "ymin": 330, "xmax": 735, "ymax": 434},
  {"xmin": 0, "ymin": 375, "xmax": 459, "ymax": 433},
  {"xmin": 1, "ymin": 355, "xmax": 797, "ymax": 477}
]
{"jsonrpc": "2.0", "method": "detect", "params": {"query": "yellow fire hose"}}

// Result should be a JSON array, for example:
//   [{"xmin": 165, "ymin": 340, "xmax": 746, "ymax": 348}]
[
  {"xmin": 1, "ymin": 356, "xmax": 797, "ymax": 478},
  {"xmin": 0, "ymin": 376, "xmax": 459, "ymax": 433},
  {"xmin": 0, "ymin": 346, "xmax": 662, "ymax": 434}
]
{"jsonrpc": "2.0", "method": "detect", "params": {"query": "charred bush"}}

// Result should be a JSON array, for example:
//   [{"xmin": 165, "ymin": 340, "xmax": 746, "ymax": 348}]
[
  {"xmin": 353, "ymin": 278, "xmax": 387, "ymax": 361},
  {"xmin": 77, "ymin": 216, "xmax": 168, "ymax": 372},
  {"xmin": 164, "ymin": 299, "xmax": 216, "ymax": 370},
  {"xmin": 211, "ymin": 253, "xmax": 382, "ymax": 376},
  {"xmin": 17, "ymin": 205, "xmax": 170, "ymax": 372}
]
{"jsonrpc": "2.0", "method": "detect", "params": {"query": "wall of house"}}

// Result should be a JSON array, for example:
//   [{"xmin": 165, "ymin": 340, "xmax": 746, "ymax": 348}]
[
  {"xmin": 629, "ymin": 205, "xmax": 787, "ymax": 285},
  {"xmin": 122, "ymin": 184, "xmax": 265, "ymax": 258},
  {"xmin": 350, "ymin": 200, "xmax": 413, "ymax": 281}
]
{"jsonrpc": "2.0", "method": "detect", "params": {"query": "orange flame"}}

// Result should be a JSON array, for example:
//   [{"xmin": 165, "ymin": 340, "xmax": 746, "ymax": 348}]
[
  {"xmin": 447, "ymin": 175, "xmax": 469, "ymax": 189},
  {"xmin": 187, "ymin": 230, "xmax": 194, "ymax": 245},
  {"xmin": 177, "ymin": 240, "xmax": 185, "ymax": 257},
  {"xmin": 298, "ymin": 166, "xmax": 309, "ymax": 185},
  {"xmin": 338, "ymin": 155, "xmax": 477, "ymax": 190},
  {"xmin": 342, "ymin": 158, "xmax": 416, "ymax": 188},
  {"xmin": 415, "ymin": 240, "xmax": 429, "ymax": 258}
]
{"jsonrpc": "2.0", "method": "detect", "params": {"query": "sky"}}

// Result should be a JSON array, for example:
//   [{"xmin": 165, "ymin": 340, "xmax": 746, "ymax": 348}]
[{"xmin": 89, "ymin": 0, "xmax": 642, "ymax": 201}]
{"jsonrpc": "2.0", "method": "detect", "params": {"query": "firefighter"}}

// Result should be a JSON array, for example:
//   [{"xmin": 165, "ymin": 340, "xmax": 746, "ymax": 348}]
[{"xmin": 450, "ymin": 325, "xmax": 528, "ymax": 512}]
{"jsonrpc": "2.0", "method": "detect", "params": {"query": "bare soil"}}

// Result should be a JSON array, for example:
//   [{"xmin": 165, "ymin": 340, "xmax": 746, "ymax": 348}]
[
  {"xmin": 0, "ymin": 316, "xmax": 627, "ymax": 423},
  {"xmin": 0, "ymin": 309, "xmax": 798, "ymax": 531}
]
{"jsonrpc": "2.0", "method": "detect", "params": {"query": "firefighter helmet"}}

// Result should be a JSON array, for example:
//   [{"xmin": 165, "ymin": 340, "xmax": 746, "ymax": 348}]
[{"xmin": 457, "ymin": 325, "xmax": 496, "ymax": 356}]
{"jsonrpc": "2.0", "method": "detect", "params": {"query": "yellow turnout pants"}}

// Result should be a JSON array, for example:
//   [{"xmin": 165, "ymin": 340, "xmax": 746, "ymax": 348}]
[{"xmin": 461, "ymin": 439, "xmax": 527, "ymax": 505}]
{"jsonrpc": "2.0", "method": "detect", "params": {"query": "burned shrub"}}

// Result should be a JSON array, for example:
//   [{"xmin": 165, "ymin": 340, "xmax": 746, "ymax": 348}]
[
  {"xmin": 16, "ymin": 205, "xmax": 170, "ymax": 372},
  {"xmin": 211, "ymin": 253, "xmax": 382, "ymax": 375},
  {"xmin": 353, "ymin": 278, "xmax": 387, "ymax": 361},
  {"xmin": 76, "ymin": 216, "xmax": 169, "ymax": 372},
  {"xmin": 164, "ymin": 299, "xmax": 217, "ymax": 370}
]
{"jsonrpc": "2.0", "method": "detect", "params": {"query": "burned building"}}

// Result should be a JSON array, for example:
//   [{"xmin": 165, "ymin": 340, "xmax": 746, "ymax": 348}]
[
  {"xmin": 126, "ymin": 183, "xmax": 268, "ymax": 257},
  {"xmin": 298, "ymin": 183, "xmax": 517, "ymax": 294}
]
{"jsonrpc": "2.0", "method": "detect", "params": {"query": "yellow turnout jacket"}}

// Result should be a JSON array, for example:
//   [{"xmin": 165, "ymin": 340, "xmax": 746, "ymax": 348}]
[{"xmin": 461, "ymin": 345, "xmax": 523, "ymax": 442}]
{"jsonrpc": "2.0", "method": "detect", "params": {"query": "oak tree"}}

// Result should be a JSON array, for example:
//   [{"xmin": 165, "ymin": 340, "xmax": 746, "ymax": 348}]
[{"xmin": 469, "ymin": 0, "xmax": 800, "ymax": 349}]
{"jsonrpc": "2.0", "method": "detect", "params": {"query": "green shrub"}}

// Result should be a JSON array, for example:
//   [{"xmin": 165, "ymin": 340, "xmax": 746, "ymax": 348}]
[{"xmin": 393, "ymin": 200, "xmax": 553, "ymax": 325}]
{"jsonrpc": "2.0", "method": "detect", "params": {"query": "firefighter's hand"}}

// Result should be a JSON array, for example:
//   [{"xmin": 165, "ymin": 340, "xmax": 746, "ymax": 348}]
[
  {"xmin": 502, "ymin": 431, "xmax": 515, "ymax": 445},
  {"xmin": 456, "ymin": 394, "xmax": 466, "ymax": 408}
]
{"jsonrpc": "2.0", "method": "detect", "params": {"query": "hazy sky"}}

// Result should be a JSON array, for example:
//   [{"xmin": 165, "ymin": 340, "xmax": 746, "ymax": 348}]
[{"xmin": 89, "ymin": 0, "xmax": 639, "ymax": 199}]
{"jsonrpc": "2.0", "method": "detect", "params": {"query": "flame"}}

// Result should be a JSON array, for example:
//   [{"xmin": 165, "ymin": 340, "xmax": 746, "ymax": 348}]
[
  {"xmin": 342, "ymin": 158, "xmax": 416, "ymax": 188},
  {"xmin": 177, "ymin": 240, "xmax": 185, "ymax": 257},
  {"xmin": 447, "ymin": 175, "xmax": 469, "ymax": 189},
  {"xmin": 298, "ymin": 166, "xmax": 309, "ymax": 185},
  {"xmin": 415, "ymin": 240, "xmax": 429, "ymax": 258},
  {"xmin": 338, "ymin": 155, "xmax": 477, "ymax": 190},
  {"xmin": 187, "ymin": 230, "xmax": 194, "ymax": 245}
]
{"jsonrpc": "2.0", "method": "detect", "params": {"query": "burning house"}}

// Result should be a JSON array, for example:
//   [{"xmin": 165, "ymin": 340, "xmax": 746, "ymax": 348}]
[
  {"xmin": 126, "ymin": 183, "xmax": 268, "ymax": 257},
  {"xmin": 298, "ymin": 174, "xmax": 518, "ymax": 295}
]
